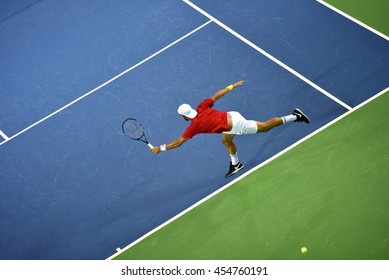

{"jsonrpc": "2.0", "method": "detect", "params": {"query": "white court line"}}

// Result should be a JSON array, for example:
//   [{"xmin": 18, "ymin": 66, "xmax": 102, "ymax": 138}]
[
  {"xmin": 0, "ymin": 130, "xmax": 9, "ymax": 141},
  {"xmin": 182, "ymin": 0, "xmax": 353, "ymax": 111},
  {"xmin": 0, "ymin": 20, "xmax": 213, "ymax": 147},
  {"xmin": 316, "ymin": 0, "xmax": 389, "ymax": 41},
  {"xmin": 107, "ymin": 86, "xmax": 387, "ymax": 260}
]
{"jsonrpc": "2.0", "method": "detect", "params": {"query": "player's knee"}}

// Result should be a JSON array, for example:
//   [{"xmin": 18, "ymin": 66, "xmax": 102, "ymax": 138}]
[{"xmin": 222, "ymin": 136, "xmax": 233, "ymax": 147}]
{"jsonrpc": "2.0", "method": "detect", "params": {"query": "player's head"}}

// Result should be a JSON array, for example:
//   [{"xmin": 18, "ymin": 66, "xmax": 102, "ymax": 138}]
[{"xmin": 177, "ymin": 104, "xmax": 197, "ymax": 120}]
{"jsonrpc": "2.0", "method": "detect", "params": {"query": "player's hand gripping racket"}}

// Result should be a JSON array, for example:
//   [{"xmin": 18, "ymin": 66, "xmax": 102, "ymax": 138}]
[{"xmin": 122, "ymin": 118, "xmax": 154, "ymax": 148}]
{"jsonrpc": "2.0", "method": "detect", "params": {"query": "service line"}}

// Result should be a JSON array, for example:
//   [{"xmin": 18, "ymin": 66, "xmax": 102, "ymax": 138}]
[
  {"xmin": 182, "ymin": 0, "xmax": 353, "ymax": 111},
  {"xmin": 0, "ymin": 20, "xmax": 213, "ymax": 147},
  {"xmin": 0, "ymin": 130, "xmax": 9, "ymax": 141},
  {"xmin": 316, "ymin": 0, "xmax": 389, "ymax": 41}
]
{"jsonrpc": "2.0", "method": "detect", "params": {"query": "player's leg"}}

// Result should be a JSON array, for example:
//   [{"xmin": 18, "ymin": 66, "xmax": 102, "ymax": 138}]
[
  {"xmin": 221, "ymin": 133, "xmax": 236, "ymax": 156},
  {"xmin": 222, "ymin": 133, "xmax": 244, "ymax": 178},
  {"xmin": 254, "ymin": 108, "xmax": 310, "ymax": 133},
  {"xmin": 256, "ymin": 117, "xmax": 284, "ymax": 132}
]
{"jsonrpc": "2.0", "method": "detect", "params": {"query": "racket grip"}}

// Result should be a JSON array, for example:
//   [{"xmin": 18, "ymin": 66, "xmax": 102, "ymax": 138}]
[{"xmin": 147, "ymin": 143, "xmax": 154, "ymax": 149}]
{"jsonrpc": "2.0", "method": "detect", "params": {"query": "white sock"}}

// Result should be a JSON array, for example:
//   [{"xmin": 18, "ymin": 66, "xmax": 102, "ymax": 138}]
[
  {"xmin": 282, "ymin": 114, "xmax": 297, "ymax": 124},
  {"xmin": 230, "ymin": 153, "xmax": 239, "ymax": 165}
]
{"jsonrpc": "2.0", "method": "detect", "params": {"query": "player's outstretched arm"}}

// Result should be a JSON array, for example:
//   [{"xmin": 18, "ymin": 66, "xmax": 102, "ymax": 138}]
[
  {"xmin": 211, "ymin": 80, "xmax": 245, "ymax": 102},
  {"xmin": 151, "ymin": 137, "xmax": 189, "ymax": 154}
]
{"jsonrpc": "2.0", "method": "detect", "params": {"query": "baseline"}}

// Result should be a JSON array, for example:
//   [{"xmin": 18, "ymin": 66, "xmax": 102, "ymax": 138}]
[{"xmin": 108, "ymin": 86, "xmax": 387, "ymax": 259}]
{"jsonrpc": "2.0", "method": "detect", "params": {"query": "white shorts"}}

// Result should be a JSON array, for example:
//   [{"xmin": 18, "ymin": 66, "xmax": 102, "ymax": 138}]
[{"xmin": 223, "ymin": 111, "xmax": 258, "ymax": 135}]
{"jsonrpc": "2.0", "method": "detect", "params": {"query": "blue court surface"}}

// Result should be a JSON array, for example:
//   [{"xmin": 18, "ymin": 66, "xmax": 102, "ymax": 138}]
[{"xmin": 0, "ymin": 0, "xmax": 388, "ymax": 259}]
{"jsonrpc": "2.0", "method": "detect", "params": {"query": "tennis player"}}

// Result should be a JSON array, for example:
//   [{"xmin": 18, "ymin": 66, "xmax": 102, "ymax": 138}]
[{"xmin": 151, "ymin": 80, "xmax": 310, "ymax": 178}]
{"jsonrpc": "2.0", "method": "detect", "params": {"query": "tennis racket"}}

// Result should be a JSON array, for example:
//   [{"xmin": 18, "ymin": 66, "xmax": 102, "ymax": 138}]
[{"xmin": 122, "ymin": 118, "xmax": 154, "ymax": 148}]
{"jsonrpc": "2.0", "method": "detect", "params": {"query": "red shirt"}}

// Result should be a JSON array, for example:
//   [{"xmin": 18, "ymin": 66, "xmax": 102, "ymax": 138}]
[{"xmin": 181, "ymin": 98, "xmax": 229, "ymax": 139}]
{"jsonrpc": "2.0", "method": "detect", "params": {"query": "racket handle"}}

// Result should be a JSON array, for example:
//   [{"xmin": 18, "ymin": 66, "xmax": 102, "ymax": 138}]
[{"xmin": 147, "ymin": 143, "xmax": 154, "ymax": 149}]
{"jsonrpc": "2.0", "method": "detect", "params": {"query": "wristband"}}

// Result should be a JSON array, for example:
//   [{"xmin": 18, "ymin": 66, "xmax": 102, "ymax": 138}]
[
  {"xmin": 160, "ymin": 144, "xmax": 167, "ymax": 151},
  {"xmin": 226, "ymin": 84, "xmax": 234, "ymax": 91}
]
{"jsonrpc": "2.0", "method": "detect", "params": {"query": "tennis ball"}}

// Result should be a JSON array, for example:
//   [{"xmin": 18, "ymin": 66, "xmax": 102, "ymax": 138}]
[{"xmin": 301, "ymin": 247, "xmax": 308, "ymax": 253}]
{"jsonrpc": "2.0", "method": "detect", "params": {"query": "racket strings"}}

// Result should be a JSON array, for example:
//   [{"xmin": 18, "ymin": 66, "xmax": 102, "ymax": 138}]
[{"xmin": 123, "ymin": 119, "xmax": 144, "ymax": 139}]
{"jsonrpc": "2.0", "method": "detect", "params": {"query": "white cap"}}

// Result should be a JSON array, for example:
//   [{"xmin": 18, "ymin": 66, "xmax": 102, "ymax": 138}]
[{"xmin": 177, "ymin": 104, "xmax": 198, "ymax": 119}]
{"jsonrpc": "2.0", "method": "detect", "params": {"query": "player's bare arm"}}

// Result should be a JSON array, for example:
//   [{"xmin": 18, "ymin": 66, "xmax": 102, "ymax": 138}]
[
  {"xmin": 211, "ymin": 80, "xmax": 245, "ymax": 101},
  {"xmin": 151, "ymin": 137, "xmax": 189, "ymax": 154}
]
